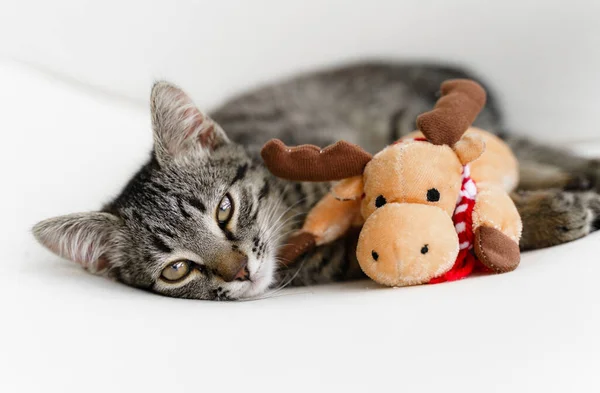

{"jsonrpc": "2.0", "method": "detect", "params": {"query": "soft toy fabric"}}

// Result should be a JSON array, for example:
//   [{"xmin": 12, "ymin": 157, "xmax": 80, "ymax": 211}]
[{"xmin": 261, "ymin": 79, "xmax": 522, "ymax": 287}]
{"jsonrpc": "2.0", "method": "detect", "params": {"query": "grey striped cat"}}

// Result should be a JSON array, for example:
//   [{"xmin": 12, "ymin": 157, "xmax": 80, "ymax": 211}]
[{"xmin": 33, "ymin": 62, "xmax": 600, "ymax": 300}]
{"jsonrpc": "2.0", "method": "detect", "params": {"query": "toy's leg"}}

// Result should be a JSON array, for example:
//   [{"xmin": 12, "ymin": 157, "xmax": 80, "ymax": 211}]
[
  {"xmin": 278, "ymin": 193, "xmax": 361, "ymax": 266},
  {"xmin": 278, "ymin": 231, "xmax": 318, "ymax": 266},
  {"xmin": 304, "ymin": 193, "xmax": 362, "ymax": 245},
  {"xmin": 472, "ymin": 185, "xmax": 522, "ymax": 273},
  {"xmin": 474, "ymin": 227, "xmax": 520, "ymax": 273}
]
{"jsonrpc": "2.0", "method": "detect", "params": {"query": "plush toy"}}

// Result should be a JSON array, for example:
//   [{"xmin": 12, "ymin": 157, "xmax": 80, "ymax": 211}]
[{"xmin": 261, "ymin": 79, "xmax": 523, "ymax": 287}]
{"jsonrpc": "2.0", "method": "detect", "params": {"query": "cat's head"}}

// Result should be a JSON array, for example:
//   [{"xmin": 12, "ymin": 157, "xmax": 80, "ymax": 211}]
[{"xmin": 33, "ymin": 82, "xmax": 289, "ymax": 300}]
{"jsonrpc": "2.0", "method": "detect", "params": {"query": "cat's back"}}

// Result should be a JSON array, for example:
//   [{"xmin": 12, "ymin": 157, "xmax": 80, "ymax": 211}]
[{"xmin": 211, "ymin": 62, "xmax": 502, "ymax": 153}]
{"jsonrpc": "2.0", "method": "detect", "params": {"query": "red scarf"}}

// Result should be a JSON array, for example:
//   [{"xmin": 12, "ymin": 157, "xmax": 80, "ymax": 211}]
[{"xmin": 429, "ymin": 164, "xmax": 485, "ymax": 284}]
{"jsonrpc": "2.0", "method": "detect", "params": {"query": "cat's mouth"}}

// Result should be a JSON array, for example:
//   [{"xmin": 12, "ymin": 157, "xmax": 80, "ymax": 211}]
[{"xmin": 236, "ymin": 254, "xmax": 275, "ymax": 299}]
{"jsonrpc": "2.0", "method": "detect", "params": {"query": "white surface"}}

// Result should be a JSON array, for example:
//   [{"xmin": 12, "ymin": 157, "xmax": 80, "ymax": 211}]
[
  {"xmin": 2, "ymin": 59, "xmax": 600, "ymax": 393},
  {"xmin": 2, "ymin": 0, "xmax": 600, "ymax": 142}
]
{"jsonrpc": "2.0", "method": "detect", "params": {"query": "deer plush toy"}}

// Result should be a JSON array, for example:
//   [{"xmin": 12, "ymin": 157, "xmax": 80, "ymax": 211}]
[{"xmin": 262, "ymin": 79, "xmax": 523, "ymax": 287}]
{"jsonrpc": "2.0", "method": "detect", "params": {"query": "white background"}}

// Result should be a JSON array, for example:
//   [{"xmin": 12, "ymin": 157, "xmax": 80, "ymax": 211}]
[
  {"xmin": 1, "ymin": 1, "xmax": 599, "ymax": 392},
  {"xmin": 2, "ymin": 0, "xmax": 600, "ymax": 142}
]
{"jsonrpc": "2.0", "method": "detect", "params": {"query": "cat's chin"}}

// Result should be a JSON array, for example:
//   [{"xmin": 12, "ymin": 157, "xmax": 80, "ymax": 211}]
[{"xmin": 236, "ymin": 255, "xmax": 276, "ymax": 299}]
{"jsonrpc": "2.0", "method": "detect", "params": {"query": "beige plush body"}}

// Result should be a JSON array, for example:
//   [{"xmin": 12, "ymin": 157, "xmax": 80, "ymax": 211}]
[
  {"xmin": 262, "ymin": 79, "xmax": 523, "ymax": 286},
  {"xmin": 403, "ymin": 128, "xmax": 519, "ymax": 193}
]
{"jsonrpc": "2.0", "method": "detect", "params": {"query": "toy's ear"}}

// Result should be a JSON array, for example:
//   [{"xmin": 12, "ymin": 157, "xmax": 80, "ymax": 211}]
[
  {"xmin": 453, "ymin": 133, "xmax": 485, "ymax": 165},
  {"xmin": 331, "ymin": 176, "xmax": 364, "ymax": 201}
]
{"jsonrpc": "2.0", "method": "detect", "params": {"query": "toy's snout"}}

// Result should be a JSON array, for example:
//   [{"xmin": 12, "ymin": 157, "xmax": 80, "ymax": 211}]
[{"xmin": 356, "ymin": 203, "xmax": 459, "ymax": 286}]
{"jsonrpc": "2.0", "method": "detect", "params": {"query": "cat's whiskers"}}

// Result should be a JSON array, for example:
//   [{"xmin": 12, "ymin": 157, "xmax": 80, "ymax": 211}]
[
  {"xmin": 256, "ymin": 192, "xmax": 307, "ymax": 248},
  {"xmin": 264, "ymin": 211, "xmax": 305, "ymax": 240},
  {"xmin": 256, "ymin": 184, "xmax": 289, "ymax": 236},
  {"xmin": 242, "ymin": 259, "xmax": 307, "ymax": 301},
  {"xmin": 259, "ymin": 207, "xmax": 306, "ymax": 251}
]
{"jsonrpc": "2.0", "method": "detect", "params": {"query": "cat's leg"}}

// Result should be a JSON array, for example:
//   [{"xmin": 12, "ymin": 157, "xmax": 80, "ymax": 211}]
[
  {"xmin": 517, "ymin": 160, "xmax": 587, "ymax": 191},
  {"xmin": 504, "ymin": 135, "xmax": 600, "ymax": 191},
  {"xmin": 499, "ymin": 135, "xmax": 600, "ymax": 249},
  {"xmin": 512, "ymin": 189, "xmax": 600, "ymax": 250}
]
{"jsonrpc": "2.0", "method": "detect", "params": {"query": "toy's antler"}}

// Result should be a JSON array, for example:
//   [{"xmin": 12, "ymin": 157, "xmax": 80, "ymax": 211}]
[
  {"xmin": 261, "ymin": 139, "xmax": 372, "ymax": 181},
  {"xmin": 416, "ymin": 79, "xmax": 486, "ymax": 146}
]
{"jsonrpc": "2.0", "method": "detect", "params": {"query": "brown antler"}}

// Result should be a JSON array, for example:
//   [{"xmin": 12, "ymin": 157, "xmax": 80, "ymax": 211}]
[
  {"xmin": 416, "ymin": 79, "xmax": 486, "ymax": 146},
  {"xmin": 261, "ymin": 139, "xmax": 372, "ymax": 181}
]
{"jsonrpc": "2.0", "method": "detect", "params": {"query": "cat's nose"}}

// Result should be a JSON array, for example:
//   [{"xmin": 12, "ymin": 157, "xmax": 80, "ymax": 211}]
[{"xmin": 216, "ymin": 252, "xmax": 249, "ymax": 282}]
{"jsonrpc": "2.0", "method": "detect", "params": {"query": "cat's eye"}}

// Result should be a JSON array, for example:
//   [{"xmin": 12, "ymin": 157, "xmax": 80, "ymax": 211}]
[
  {"xmin": 217, "ymin": 194, "xmax": 234, "ymax": 226},
  {"xmin": 427, "ymin": 188, "xmax": 440, "ymax": 202},
  {"xmin": 161, "ymin": 260, "xmax": 191, "ymax": 282}
]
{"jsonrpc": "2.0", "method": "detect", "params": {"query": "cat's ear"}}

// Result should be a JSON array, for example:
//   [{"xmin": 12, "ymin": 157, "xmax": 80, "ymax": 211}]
[
  {"xmin": 150, "ymin": 81, "xmax": 229, "ymax": 163},
  {"xmin": 32, "ymin": 212, "xmax": 122, "ymax": 274}
]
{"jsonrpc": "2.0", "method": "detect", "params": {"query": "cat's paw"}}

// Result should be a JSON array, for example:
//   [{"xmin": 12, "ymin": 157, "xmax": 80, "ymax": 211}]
[
  {"xmin": 564, "ymin": 159, "xmax": 600, "ymax": 192},
  {"xmin": 586, "ymin": 159, "xmax": 600, "ymax": 193},
  {"xmin": 512, "ymin": 189, "xmax": 600, "ymax": 250},
  {"xmin": 563, "ymin": 173, "xmax": 593, "ymax": 191}
]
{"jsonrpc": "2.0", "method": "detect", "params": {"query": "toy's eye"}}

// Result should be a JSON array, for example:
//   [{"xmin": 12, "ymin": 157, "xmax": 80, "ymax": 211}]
[
  {"xmin": 161, "ymin": 260, "xmax": 191, "ymax": 282},
  {"xmin": 375, "ymin": 195, "xmax": 387, "ymax": 208},
  {"xmin": 217, "ymin": 194, "xmax": 234, "ymax": 226},
  {"xmin": 371, "ymin": 251, "xmax": 379, "ymax": 261},
  {"xmin": 421, "ymin": 244, "xmax": 429, "ymax": 255},
  {"xmin": 427, "ymin": 188, "xmax": 440, "ymax": 202}
]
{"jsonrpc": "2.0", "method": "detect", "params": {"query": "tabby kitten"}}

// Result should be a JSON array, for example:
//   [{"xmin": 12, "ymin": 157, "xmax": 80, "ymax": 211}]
[{"xmin": 33, "ymin": 63, "xmax": 600, "ymax": 300}]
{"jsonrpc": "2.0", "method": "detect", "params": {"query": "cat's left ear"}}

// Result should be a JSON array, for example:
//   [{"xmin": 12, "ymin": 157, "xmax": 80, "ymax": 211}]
[
  {"xmin": 150, "ymin": 81, "xmax": 229, "ymax": 163},
  {"xmin": 32, "ymin": 212, "xmax": 122, "ymax": 274}
]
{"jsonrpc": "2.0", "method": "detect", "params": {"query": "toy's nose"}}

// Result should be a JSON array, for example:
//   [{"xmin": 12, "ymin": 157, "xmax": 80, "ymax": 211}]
[
  {"xmin": 356, "ymin": 203, "xmax": 459, "ymax": 286},
  {"xmin": 371, "ymin": 242, "xmax": 429, "ymax": 262}
]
